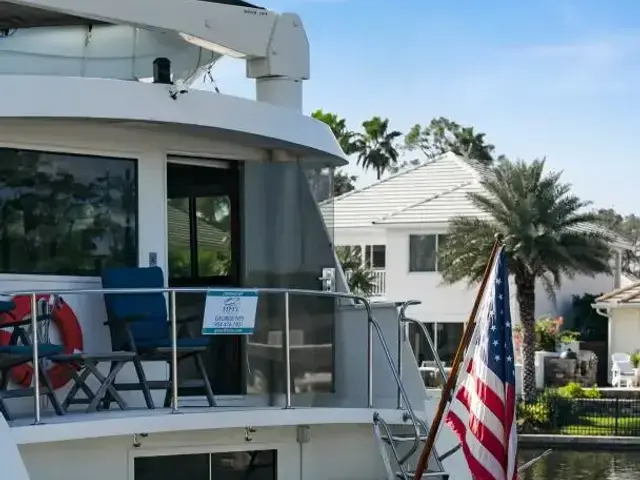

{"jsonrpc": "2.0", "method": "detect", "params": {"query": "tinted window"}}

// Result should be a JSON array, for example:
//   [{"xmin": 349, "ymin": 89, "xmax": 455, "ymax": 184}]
[
  {"xmin": 0, "ymin": 148, "xmax": 137, "ymax": 275},
  {"xmin": 409, "ymin": 235, "xmax": 436, "ymax": 272}
]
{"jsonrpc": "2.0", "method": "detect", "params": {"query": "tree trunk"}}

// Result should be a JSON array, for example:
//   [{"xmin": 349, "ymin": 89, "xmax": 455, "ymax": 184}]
[{"xmin": 515, "ymin": 272, "xmax": 537, "ymax": 403}]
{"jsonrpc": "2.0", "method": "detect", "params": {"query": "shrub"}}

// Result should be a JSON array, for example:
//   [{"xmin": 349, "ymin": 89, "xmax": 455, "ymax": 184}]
[
  {"xmin": 517, "ymin": 401, "xmax": 550, "ymax": 433},
  {"xmin": 631, "ymin": 351, "xmax": 640, "ymax": 369}
]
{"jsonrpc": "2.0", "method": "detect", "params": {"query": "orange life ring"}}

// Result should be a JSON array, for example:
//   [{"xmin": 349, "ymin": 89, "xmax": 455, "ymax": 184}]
[{"xmin": 0, "ymin": 294, "xmax": 83, "ymax": 389}]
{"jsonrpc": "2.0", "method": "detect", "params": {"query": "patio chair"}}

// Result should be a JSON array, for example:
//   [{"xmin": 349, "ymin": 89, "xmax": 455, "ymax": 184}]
[
  {"xmin": 0, "ymin": 298, "xmax": 65, "ymax": 421},
  {"xmin": 100, "ymin": 266, "xmax": 215, "ymax": 409},
  {"xmin": 611, "ymin": 353, "xmax": 635, "ymax": 388}
]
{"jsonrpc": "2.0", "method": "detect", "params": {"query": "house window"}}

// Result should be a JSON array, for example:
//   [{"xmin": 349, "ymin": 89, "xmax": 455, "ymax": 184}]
[
  {"xmin": 408, "ymin": 234, "xmax": 447, "ymax": 272},
  {"xmin": 410, "ymin": 321, "xmax": 465, "ymax": 365},
  {"xmin": 0, "ymin": 148, "xmax": 138, "ymax": 276},
  {"xmin": 365, "ymin": 244, "xmax": 386, "ymax": 268}
]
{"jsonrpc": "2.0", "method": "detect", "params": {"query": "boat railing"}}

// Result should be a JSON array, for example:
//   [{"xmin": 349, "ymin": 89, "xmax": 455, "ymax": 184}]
[
  {"xmin": 396, "ymin": 301, "xmax": 448, "ymax": 408},
  {"xmin": 1, "ymin": 287, "xmax": 422, "ymax": 426}
]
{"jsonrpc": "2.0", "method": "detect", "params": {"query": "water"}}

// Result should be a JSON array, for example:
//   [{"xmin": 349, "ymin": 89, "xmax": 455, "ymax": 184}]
[{"xmin": 519, "ymin": 449, "xmax": 640, "ymax": 480}]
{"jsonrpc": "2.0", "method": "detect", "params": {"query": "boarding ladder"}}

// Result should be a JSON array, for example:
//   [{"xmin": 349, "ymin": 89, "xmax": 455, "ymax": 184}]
[{"xmin": 370, "ymin": 300, "xmax": 457, "ymax": 479}]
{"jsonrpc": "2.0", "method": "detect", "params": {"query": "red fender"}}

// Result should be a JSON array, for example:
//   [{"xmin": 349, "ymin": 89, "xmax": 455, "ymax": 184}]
[{"xmin": 0, "ymin": 294, "xmax": 83, "ymax": 389}]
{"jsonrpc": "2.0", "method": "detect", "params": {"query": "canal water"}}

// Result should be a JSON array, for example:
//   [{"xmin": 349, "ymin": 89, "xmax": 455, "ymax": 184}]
[{"xmin": 519, "ymin": 449, "xmax": 640, "ymax": 479}]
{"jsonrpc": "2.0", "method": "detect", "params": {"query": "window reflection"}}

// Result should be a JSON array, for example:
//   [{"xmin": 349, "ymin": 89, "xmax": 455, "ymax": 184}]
[{"xmin": 0, "ymin": 148, "xmax": 137, "ymax": 276}]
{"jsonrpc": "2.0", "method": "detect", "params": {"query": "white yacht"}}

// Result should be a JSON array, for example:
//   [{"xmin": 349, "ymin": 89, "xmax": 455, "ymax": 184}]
[{"xmin": 0, "ymin": 1, "xmax": 469, "ymax": 479}]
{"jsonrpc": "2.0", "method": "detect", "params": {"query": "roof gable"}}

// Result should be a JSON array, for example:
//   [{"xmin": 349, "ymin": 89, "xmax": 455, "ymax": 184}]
[
  {"xmin": 329, "ymin": 152, "xmax": 476, "ymax": 228},
  {"xmin": 329, "ymin": 152, "xmax": 632, "ymax": 250}
]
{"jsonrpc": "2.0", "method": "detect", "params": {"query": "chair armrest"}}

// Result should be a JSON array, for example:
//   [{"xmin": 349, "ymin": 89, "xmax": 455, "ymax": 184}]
[{"xmin": 0, "ymin": 315, "xmax": 52, "ymax": 329}]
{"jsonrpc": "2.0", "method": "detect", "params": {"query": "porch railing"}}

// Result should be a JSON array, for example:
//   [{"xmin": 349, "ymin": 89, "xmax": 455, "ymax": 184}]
[
  {"xmin": 345, "ymin": 268, "xmax": 386, "ymax": 296},
  {"xmin": 2, "ymin": 287, "xmax": 417, "ymax": 426}
]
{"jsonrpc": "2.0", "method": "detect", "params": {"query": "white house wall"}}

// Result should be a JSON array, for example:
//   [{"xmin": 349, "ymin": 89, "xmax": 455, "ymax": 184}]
[
  {"xmin": 361, "ymin": 226, "xmax": 623, "ymax": 326},
  {"xmin": 333, "ymin": 227, "xmax": 386, "ymax": 248}
]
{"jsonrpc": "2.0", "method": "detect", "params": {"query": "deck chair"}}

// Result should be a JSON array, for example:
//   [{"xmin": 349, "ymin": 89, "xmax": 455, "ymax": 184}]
[
  {"xmin": 611, "ymin": 353, "xmax": 635, "ymax": 388},
  {"xmin": 0, "ymin": 298, "xmax": 65, "ymax": 421},
  {"xmin": 101, "ymin": 266, "xmax": 215, "ymax": 409}
]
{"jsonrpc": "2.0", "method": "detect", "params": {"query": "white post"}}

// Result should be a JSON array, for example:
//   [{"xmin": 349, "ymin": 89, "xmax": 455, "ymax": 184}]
[
  {"xmin": 614, "ymin": 249, "xmax": 623, "ymax": 289},
  {"xmin": 255, "ymin": 77, "xmax": 303, "ymax": 111}
]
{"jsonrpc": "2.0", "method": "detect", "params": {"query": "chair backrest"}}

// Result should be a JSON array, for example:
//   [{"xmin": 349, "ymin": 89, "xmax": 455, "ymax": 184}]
[
  {"xmin": 615, "ymin": 360, "xmax": 635, "ymax": 375},
  {"xmin": 101, "ymin": 266, "xmax": 168, "ymax": 350},
  {"xmin": 612, "ymin": 352, "xmax": 631, "ymax": 364}
]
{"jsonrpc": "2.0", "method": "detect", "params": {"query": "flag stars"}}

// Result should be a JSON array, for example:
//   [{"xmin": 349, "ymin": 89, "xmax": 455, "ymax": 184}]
[
  {"xmin": 494, "ymin": 355, "xmax": 501, "ymax": 361},
  {"xmin": 507, "ymin": 355, "xmax": 512, "ymax": 362}
]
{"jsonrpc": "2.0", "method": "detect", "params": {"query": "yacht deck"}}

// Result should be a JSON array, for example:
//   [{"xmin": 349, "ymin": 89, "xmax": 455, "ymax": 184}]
[{"xmin": 9, "ymin": 404, "xmax": 411, "ymax": 445}]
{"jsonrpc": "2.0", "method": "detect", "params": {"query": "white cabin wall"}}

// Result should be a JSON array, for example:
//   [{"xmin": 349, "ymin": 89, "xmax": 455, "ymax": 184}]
[
  {"xmin": 0, "ymin": 119, "xmax": 266, "ymax": 414},
  {"xmin": 19, "ymin": 424, "xmax": 385, "ymax": 480}
]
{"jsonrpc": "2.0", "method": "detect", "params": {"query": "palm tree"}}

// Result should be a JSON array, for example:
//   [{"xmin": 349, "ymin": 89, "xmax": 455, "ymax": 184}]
[
  {"xmin": 450, "ymin": 126, "xmax": 497, "ymax": 165},
  {"xmin": 354, "ymin": 116, "xmax": 402, "ymax": 180},
  {"xmin": 311, "ymin": 109, "xmax": 357, "ymax": 155},
  {"xmin": 437, "ymin": 158, "xmax": 612, "ymax": 402}
]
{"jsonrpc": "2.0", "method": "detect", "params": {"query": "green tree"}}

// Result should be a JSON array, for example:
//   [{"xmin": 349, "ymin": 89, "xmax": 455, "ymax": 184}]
[
  {"xmin": 594, "ymin": 208, "xmax": 640, "ymax": 277},
  {"xmin": 437, "ymin": 158, "xmax": 612, "ymax": 402},
  {"xmin": 404, "ymin": 117, "xmax": 500, "ymax": 165},
  {"xmin": 333, "ymin": 170, "xmax": 358, "ymax": 196},
  {"xmin": 311, "ymin": 109, "xmax": 357, "ymax": 155},
  {"xmin": 353, "ymin": 116, "xmax": 402, "ymax": 179},
  {"xmin": 335, "ymin": 246, "xmax": 376, "ymax": 296},
  {"xmin": 311, "ymin": 109, "xmax": 359, "ymax": 196}
]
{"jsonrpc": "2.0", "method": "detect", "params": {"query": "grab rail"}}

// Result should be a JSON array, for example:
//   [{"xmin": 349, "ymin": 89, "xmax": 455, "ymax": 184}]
[
  {"xmin": 396, "ymin": 301, "xmax": 448, "ymax": 410},
  {"xmin": 369, "ymin": 315, "xmax": 422, "ymax": 465},
  {"xmin": 1, "ymin": 286, "xmax": 370, "ymax": 424}
]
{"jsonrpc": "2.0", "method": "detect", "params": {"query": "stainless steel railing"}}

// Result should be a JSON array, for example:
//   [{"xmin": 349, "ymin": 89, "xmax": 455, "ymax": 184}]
[
  {"xmin": 0, "ymin": 286, "xmax": 419, "ymax": 425},
  {"xmin": 396, "ymin": 301, "xmax": 448, "ymax": 410}
]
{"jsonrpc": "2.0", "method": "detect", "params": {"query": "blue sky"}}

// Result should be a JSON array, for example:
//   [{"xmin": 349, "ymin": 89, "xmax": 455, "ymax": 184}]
[{"xmin": 202, "ymin": 0, "xmax": 640, "ymax": 215}]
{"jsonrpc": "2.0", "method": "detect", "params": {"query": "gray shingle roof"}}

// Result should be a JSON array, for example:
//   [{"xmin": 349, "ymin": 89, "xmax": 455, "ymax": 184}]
[{"xmin": 330, "ymin": 152, "xmax": 632, "ymax": 250}]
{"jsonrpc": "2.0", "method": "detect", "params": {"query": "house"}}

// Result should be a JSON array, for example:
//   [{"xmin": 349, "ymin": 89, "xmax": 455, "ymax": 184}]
[
  {"xmin": 592, "ymin": 283, "xmax": 640, "ymax": 383},
  {"xmin": 330, "ymin": 152, "xmax": 633, "ymax": 366}
]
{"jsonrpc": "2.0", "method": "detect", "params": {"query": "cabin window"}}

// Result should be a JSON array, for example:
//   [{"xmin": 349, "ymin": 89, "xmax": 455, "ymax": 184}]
[
  {"xmin": 134, "ymin": 450, "xmax": 277, "ymax": 480},
  {"xmin": 0, "ymin": 148, "xmax": 137, "ymax": 276},
  {"xmin": 408, "ymin": 234, "xmax": 447, "ymax": 272}
]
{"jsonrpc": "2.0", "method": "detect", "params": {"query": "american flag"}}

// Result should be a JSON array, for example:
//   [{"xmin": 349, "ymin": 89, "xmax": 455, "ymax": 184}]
[{"xmin": 445, "ymin": 249, "xmax": 518, "ymax": 480}]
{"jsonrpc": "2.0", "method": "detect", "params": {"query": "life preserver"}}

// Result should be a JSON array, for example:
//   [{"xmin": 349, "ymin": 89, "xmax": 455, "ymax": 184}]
[{"xmin": 0, "ymin": 294, "xmax": 83, "ymax": 389}]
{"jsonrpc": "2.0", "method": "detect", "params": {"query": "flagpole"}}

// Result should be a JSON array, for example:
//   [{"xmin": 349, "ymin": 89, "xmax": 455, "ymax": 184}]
[{"xmin": 413, "ymin": 234, "xmax": 504, "ymax": 480}]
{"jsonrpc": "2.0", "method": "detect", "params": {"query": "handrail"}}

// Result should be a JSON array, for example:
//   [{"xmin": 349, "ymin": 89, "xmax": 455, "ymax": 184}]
[
  {"xmin": 1, "ymin": 286, "xmax": 371, "ymax": 424},
  {"xmin": 403, "ymin": 317, "xmax": 448, "ymax": 384},
  {"xmin": 369, "ymin": 315, "xmax": 422, "ymax": 465}
]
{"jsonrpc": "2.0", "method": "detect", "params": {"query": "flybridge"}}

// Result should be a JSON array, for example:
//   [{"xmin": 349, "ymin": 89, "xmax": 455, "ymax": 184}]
[{"xmin": 0, "ymin": 0, "xmax": 308, "ymax": 103}]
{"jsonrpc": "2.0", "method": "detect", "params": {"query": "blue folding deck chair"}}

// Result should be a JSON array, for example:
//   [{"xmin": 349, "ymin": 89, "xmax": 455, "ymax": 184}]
[
  {"xmin": 0, "ymin": 297, "xmax": 65, "ymax": 421},
  {"xmin": 101, "ymin": 266, "xmax": 215, "ymax": 409}
]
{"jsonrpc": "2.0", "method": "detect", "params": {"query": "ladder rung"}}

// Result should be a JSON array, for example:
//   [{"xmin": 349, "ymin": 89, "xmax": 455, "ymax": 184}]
[{"xmin": 382, "ymin": 434, "xmax": 429, "ymax": 444}]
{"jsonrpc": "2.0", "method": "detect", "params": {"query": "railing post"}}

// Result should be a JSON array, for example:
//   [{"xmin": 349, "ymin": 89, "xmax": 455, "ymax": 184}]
[
  {"xmin": 284, "ymin": 291, "xmax": 292, "ymax": 409},
  {"xmin": 367, "ymin": 315, "xmax": 373, "ymax": 408},
  {"xmin": 614, "ymin": 397, "xmax": 620, "ymax": 436},
  {"xmin": 31, "ymin": 293, "xmax": 41, "ymax": 424},
  {"xmin": 397, "ymin": 308, "xmax": 404, "ymax": 410},
  {"xmin": 170, "ymin": 290, "xmax": 179, "ymax": 413}
]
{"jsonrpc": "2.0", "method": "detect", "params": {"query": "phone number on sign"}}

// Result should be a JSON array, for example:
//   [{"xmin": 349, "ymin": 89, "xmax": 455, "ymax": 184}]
[{"xmin": 213, "ymin": 315, "xmax": 245, "ymax": 328}]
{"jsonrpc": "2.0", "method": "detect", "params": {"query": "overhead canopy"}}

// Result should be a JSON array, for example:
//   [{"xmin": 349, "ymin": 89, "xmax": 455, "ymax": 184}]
[{"xmin": 0, "ymin": 0, "xmax": 262, "ymax": 29}]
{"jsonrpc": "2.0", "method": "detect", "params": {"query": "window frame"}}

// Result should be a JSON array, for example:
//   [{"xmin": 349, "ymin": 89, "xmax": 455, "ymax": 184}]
[
  {"xmin": 128, "ymin": 445, "xmax": 280, "ymax": 480},
  {"xmin": 408, "ymin": 233, "xmax": 448, "ymax": 273},
  {"xmin": 0, "ymin": 146, "xmax": 139, "ymax": 277}
]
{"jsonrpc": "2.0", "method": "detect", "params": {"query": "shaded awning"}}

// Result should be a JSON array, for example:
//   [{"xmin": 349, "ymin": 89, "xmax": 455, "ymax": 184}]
[{"xmin": 0, "ymin": 0, "xmax": 263, "ymax": 29}]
